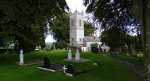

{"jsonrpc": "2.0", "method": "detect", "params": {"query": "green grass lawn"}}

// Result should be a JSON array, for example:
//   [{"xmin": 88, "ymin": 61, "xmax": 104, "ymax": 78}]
[{"xmin": 0, "ymin": 50, "xmax": 140, "ymax": 81}]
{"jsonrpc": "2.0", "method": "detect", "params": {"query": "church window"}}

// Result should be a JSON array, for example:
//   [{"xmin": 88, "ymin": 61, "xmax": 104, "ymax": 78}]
[
  {"xmin": 79, "ymin": 20, "xmax": 82, "ymax": 26},
  {"xmin": 72, "ymin": 38, "xmax": 74, "ymax": 41},
  {"xmin": 80, "ymin": 38, "xmax": 82, "ymax": 41},
  {"xmin": 71, "ymin": 19, "xmax": 75, "ymax": 26}
]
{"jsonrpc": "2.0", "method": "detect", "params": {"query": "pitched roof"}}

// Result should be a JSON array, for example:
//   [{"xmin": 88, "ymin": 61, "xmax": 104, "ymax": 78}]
[{"xmin": 83, "ymin": 36, "xmax": 101, "ymax": 42}]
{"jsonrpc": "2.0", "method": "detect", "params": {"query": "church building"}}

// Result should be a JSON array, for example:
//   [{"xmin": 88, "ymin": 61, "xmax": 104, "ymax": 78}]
[{"xmin": 69, "ymin": 11, "xmax": 102, "ymax": 51}]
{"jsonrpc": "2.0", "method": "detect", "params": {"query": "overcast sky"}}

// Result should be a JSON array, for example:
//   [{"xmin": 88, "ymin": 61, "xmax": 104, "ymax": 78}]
[{"xmin": 65, "ymin": 0, "xmax": 86, "ymax": 13}]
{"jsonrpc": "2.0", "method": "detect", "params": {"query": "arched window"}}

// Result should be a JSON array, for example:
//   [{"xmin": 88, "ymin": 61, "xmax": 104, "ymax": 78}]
[
  {"xmin": 71, "ymin": 18, "xmax": 75, "ymax": 27},
  {"xmin": 79, "ymin": 20, "xmax": 82, "ymax": 26}
]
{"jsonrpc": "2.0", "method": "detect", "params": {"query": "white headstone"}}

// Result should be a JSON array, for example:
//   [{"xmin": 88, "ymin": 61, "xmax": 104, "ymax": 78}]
[
  {"xmin": 67, "ymin": 49, "xmax": 72, "ymax": 61},
  {"xmin": 75, "ymin": 49, "xmax": 80, "ymax": 61},
  {"xmin": 19, "ymin": 49, "xmax": 24, "ymax": 65}
]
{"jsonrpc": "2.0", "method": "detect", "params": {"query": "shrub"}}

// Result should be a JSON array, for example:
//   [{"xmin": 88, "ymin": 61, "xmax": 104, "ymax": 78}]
[{"xmin": 91, "ymin": 43, "xmax": 99, "ymax": 53}]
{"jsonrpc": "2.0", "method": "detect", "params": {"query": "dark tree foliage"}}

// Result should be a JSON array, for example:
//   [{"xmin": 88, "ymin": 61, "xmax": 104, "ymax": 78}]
[
  {"xmin": 141, "ymin": 0, "xmax": 150, "ymax": 80},
  {"xmin": 91, "ymin": 43, "xmax": 99, "ymax": 53},
  {"xmin": 49, "ymin": 13, "xmax": 69, "ymax": 48},
  {"xmin": 101, "ymin": 27, "xmax": 143, "ymax": 52},
  {"xmin": 101, "ymin": 27, "xmax": 126, "ymax": 51},
  {"xmin": 0, "ymin": 0, "xmax": 67, "ymax": 52},
  {"xmin": 84, "ymin": 0, "xmax": 139, "ymax": 33},
  {"xmin": 84, "ymin": 22, "xmax": 96, "ymax": 36}
]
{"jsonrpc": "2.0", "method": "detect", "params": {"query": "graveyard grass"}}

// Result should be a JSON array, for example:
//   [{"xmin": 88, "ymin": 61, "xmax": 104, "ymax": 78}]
[{"xmin": 0, "ymin": 50, "xmax": 140, "ymax": 81}]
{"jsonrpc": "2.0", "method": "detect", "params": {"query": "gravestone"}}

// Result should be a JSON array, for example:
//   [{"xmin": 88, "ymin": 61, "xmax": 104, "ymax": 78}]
[
  {"xmin": 75, "ymin": 49, "xmax": 80, "ymax": 62},
  {"xmin": 37, "ymin": 57, "xmax": 64, "ymax": 72},
  {"xmin": 43, "ymin": 57, "xmax": 50, "ymax": 68},
  {"xmin": 19, "ymin": 49, "xmax": 24, "ymax": 65},
  {"xmin": 67, "ymin": 49, "xmax": 72, "ymax": 61}
]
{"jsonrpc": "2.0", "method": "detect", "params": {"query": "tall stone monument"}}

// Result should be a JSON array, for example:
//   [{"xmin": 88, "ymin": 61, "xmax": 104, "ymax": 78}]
[
  {"xmin": 75, "ymin": 49, "xmax": 80, "ymax": 62},
  {"xmin": 19, "ymin": 49, "xmax": 24, "ymax": 65},
  {"xmin": 67, "ymin": 49, "xmax": 72, "ymax": 61}
]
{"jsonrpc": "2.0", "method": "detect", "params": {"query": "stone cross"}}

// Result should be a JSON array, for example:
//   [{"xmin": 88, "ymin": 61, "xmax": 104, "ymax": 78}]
[
  {"xmin": 19, "ymin": 49, "xmax": 24, "ymax": 65},
  {"xmin": 75, "ymin": 49, "xmax": 80, "ymax": 62},
  {"xmin": 67, "ymin": 49, "xmax": 72, "ymax": 61}
]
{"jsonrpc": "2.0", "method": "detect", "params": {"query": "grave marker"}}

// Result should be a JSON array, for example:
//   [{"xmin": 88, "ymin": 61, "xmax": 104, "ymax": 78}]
[
  {"xmin": 67, "ymin": 49, "xmax": 72, "ymax": 61},
  {"xmin": 19, "ymin": 49, "xmax": 24, "ymax": 65},
  {"xmin": 75, "ymin": 49, "xmax": 80, "ymax": 62}
]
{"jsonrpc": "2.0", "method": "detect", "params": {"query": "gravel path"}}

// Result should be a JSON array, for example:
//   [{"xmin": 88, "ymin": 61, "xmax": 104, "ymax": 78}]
[{"xmin": 118, "ymin": 60, "xmax": 146, "ymax": 81}]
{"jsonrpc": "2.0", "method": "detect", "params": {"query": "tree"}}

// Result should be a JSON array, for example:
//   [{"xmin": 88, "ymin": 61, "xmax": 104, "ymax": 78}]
[
  {"xmin": 141, "ymin": 0, "xmax": 150, "ymax": 80},
  {"xmin": 84, "ymin": 0, "xmax": 143, "ymax": 51},
  {"xmin": 91, "ymin": 43, "xmax": 99, "ymax": 53},
  {"xmin": 132, "ymin": 0, "xmax": 150, "ymax": 80},
  {"xmin": 0, "ymin": 0, "xmax": 67, "ymax": 52},
  {"xmin": 84, "ymin": 0, "xmax": 138, "ymax": 31},
  {"xmin": 101, "ymin": 27, "xmax": 126, "ymax": 52},
  {"xmin": 84, "ymin": 22, "xmax": 96, "ymax": 36},
  {"xmin": 49, "ymin": 13, "xmax": 69, "ymax": 48},
  {"xmin": 101, "ymin": 27, "xmax": 144, "ymax": 53}
]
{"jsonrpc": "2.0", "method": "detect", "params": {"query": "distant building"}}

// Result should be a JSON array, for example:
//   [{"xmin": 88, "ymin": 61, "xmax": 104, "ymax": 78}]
[
  {"xmin": 83, "ymin": 36, "xmax": 101, "ymax": 51},
  {"xmin": 69, "ymin": 11, "xmax": 102, "ymax": 52}
]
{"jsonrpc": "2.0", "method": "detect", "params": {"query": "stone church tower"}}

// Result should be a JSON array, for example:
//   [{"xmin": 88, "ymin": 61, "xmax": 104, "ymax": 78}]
[{"xmin": 70, "ymin": 11, "xmax": 84, "ymax": 47}]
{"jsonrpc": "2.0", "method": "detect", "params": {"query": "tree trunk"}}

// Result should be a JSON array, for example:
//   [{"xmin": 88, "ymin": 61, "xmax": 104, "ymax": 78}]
[{"xmin": 143, "ymin": 0, "xmax": 150, "ymax": 80}]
